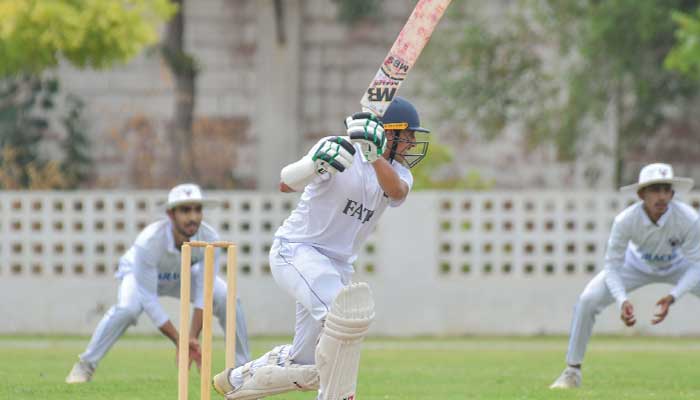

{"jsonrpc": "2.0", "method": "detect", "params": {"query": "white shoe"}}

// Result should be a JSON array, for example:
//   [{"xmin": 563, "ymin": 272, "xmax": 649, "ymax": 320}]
[
  {"xmin": 549, "ymin": 366, "xmax": 582, "ymax": 389},
  {"xmin": 212, "ymin": 363, "xmax": 318, "ymax": 400},
  {"xmin": 65, "ymin": 360, "xmax": 95, "ymax": 383}
]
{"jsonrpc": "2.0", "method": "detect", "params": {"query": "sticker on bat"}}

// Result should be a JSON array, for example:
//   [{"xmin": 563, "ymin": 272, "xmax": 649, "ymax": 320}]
[{"xmin": 380, "ymin": 55, "xmax": 411, "ymax": 81}]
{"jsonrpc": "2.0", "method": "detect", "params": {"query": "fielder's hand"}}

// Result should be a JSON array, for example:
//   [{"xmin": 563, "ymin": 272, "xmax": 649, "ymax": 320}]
[
  {"xmin": 345, "ymin": 112, "xmax": 386, "ymax": 163},
  {"xmin": 176, "ymin": 337, "xmax": 202, "ymax": 371},
  {"xmin": 620, "ymin": 300, "xmax": 636, "ymax": 327},
  {"xmin": 651, "ymin": 294, "xmax": 674, "ymax": 325},
  {"xmin": 312, "ymin": 136, "xmax": 356, "ymax": 175}
]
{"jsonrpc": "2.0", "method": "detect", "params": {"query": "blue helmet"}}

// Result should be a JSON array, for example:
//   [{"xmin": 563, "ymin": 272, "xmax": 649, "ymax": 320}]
[
  {"xmin": 381, "ymin": 97, "xmax": 430, "ymax": 168},
  {"xmin": 382, "ymin": 97, "xmax": 430, "ymax": 133}
]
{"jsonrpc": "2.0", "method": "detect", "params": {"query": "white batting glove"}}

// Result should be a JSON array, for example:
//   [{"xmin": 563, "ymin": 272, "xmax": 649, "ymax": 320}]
[
  {"xmin": 311, "ymin": 136, "xmax": 356, "ymax": 175},
  {"xmin": 345, "ymin": 112, "xmax": 386, "ymax": 163}
]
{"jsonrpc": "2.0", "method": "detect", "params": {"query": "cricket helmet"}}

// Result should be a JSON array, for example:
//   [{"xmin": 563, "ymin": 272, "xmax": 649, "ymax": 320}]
[{"xmin": 381, "ymin": 97, "xmax": 430, "ymax": 168}]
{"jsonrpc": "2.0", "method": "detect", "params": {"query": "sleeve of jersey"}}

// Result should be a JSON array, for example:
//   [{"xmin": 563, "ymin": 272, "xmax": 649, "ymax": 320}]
[
  {"xmin": 603, "ymin": 216, "xmax": 629, "ymax": 309},
  {"xmin": 670, "ymin": 219, "xmax": 700, "ymax": 300},
  {"xmin": 389, "ymin": 165, "xmax": 414, "ymax": 208},
  {"xmin": 132, "ymin": 244, "xmax": 169, "ymax": 327}
]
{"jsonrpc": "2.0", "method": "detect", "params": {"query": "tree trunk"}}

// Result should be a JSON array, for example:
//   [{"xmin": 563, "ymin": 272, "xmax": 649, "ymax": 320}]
[
  {"xmin": 162, "ymin": 0, "xmax": 198, "ymax": 182},
  {"xmin": 613, "ymin": 83, "xmax": 624, "ymax": 188}
]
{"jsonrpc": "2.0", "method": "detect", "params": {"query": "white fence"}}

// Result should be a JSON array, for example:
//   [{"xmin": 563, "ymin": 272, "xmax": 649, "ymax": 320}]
[{"xmin": 2, "ymin": 190, "xmax": 700, "ymax": 336}]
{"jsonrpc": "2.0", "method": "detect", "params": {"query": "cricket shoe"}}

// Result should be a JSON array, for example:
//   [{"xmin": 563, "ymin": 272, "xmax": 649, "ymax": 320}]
[
  {"xmin": 65, "ymin": 359, "xmax": 95, "ymax": 383},
  {"xmin": 549, "ymin": 366, "xmax": 582, "ymax": 389},
  {"xmin": 212, "ymin": 362, "xmax": 318, "ymax": 400}
]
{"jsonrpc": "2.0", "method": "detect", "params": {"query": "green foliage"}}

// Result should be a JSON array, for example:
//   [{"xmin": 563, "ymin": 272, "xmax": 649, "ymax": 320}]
[
  {"xmin": 412, "ymin": 140, "xmax": 494, "ymax": 190},
  {"xmin": 666, "ymin": 8, "xmax": 700, "ymax": 78},
  {"xmin": 0, "ymin": 75, "xmax": 92, "ymax": 189},
  {"xmin": 0, "ymin": 75, "xmax": 45, "ymax": 169},
  {"xmin": 61, "ymin": 94, "xmax": 92, "ymax": 186},
  {"xmin": 0, "ymin": 0, "xmax": 177, "ymax": 77},
  {"xmin": 423, "ymin": 0, "xmax": 700, "ymax": 184},
  {"xmin": 332, "ymin": 0, "xmax": 382, "ymax": 24},
  {"xmin": 0, "ymin": 0, "xmax": 170, "ymax": 187},
  {"xmin": 423, "ymin": 6, "xmax": 550, "ymax": 145}
]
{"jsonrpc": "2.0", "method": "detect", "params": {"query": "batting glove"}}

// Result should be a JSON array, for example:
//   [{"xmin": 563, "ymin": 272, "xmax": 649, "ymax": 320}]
[
  {"xmin": 312, "ymin": 136, "xmax": 356, "ymax": 175},
  {"xmin": 345, "ymin": 112, "xmax": 386, "ymax": 163}
]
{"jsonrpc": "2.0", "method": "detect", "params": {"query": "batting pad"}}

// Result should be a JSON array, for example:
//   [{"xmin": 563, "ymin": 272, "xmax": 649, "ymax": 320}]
[{"xmin": 316, "ymin": 282, "xmax": 375, "ymax": 400}]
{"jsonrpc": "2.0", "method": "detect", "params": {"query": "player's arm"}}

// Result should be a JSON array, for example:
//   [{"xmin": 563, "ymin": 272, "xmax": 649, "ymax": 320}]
[
  {"xmin": 158, "ymin": 320, "xmax": 179, "ymax": 344},
  {"xmin": 372, "ymin": 157, "xmax": 409, "ymax": 201},
  {"xmin": 602, "ymin": 216, "xmax": 635, "ymax": 325},
  {"xmin": 669, "ymin": 219, "xmax": 700, "ymax": 300},
  {"xmin": 132, "ymin": 245, "xmax": 172, "ymax": 333},
  {"xmin": 280, "ymin": 182, "xmax": 296, "ymax": 192},
  {"xmin": 345, "ymin": 112, "xmax": 408, "ymax": 201},
  {"xmin": 650, "ymin": 220, "xmax": 700, "ymax": 325},
  {"xmin": 279, "ymin": 136, "xmax": 356, "ymax": 192}
]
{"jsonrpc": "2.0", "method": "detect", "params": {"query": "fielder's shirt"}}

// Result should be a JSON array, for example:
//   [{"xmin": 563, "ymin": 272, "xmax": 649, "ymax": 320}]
[
  {"xmin": 275, "ymin": 138, "xmax": 413, "ymax": 264},
  {"xmin": 115, "ymin": 219, "xmax": 219, "ymax": 327},
  {"xmin": 604, "ymin": 200, "xmax": 700, "ymax": 307}
]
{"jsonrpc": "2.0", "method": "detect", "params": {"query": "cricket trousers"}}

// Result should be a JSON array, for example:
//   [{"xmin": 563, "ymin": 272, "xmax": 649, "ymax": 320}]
[
  {"xmin": 566, "ymin": 261, "xmax": 700, "ymax": 365},
  {"xmin": 79, "ymin": 272, "xmax": 250, "ymax": 368}
]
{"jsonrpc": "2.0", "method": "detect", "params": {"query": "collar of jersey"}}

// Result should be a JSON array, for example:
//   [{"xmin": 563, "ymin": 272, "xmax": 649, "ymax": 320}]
[{"xmin": 640, "ymin": 201, "xmax": 672, "ymax": 227}]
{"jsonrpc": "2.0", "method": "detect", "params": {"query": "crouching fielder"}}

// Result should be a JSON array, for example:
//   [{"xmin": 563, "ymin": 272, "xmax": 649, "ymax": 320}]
[
  {"xmin": 213, "ymin": 97, "xmax": 430, "ymax": 399},
  {"xmin": 551, "ymin": 163, "xmax": 700, "ymax": 389}
]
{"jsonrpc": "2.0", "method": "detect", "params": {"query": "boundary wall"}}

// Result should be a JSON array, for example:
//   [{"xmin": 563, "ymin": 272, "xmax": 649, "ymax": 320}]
[{"xmin": 2, "ymin": 190, "xmax": 700, "ymax": 336}]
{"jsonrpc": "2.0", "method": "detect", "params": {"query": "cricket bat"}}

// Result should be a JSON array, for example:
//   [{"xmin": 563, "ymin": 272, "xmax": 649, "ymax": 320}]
[{"xmin": 360, "ymin": 0, "xmax": 452, "ymax": 117}]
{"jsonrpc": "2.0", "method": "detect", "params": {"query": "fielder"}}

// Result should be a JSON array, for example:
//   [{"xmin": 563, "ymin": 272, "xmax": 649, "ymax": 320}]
[
  {"xmin": 66, "ymin": 183, "xmax": 251, "ymax": 383},
  {"xmin": 551, "ymin": 163, "xmax": 700, "ymax": 389},
  {"xmin": 212, "ymin": 97, "xmax": 430, "ymax": 400}
]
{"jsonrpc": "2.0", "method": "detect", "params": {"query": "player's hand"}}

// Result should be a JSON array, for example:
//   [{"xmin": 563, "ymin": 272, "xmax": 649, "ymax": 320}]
[
  {"xmin": 311, "ymin": 136, "xmax": 356, "ymax": 175},
  {"xmin": 620, "ymin": 300, "xmax": 636, "ymax": 327},
  {"xmin": 188, "ymin": 338, "xmax": 202, "ymax": 370},
  {"xmin": 177, "ymin": 338, "xmax": 202, "ymax": 371},
  {"xmin": 345, "ymin": 112, "xmax": 386, "ymax": 163},
  {"xmin": 651, "ymin": 295, "xmax": 674, "ymax": 325}
]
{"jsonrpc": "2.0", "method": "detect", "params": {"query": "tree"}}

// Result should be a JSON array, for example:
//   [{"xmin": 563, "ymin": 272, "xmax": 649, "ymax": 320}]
[
  {"xmin": 160, "ymin": 0, "xmax": 199, "ymax": 181},
  {"xmin": 412, "ymin": 140, "xmax": 494, "ymax": 190},
  {"xmin": 666, "ymin": 7, "xmax": 700, "ymax": 78},
  {"xmin": 0, "ymin": 76, "xmax": 89, "ymax": 189},
  {"xmin": 332, "ymin": 0, "xmax": 382, "ymax": 24},
  {"xmin": 423, "ymin": 0, "xmax": 700, "ymax": 187},
  {"xmin": 61, "ymin": 94, "xmax": 92, "ymax": 185},
  {"xmin": 0, "ymin": 0, "xmax": 176, "ymax": 77},
  {"xmin": 0, "ymin": 0, "xmax": 176, "ymax": 188}
]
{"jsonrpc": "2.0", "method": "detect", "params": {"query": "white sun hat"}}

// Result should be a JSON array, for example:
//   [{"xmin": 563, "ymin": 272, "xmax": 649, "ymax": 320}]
[
  {"xmin": 164, "ymin": 183, "xmax": 220, "ymax": 209},
  {"xmin": 619, "ymin": 163, "xmax": 694, "ymax": 194}
]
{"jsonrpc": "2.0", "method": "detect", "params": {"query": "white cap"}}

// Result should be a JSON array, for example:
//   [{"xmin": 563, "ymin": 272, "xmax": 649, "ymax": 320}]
[
  {"xmin": 165, "ymin": 183, "xmax": 219, "ymax": 209},
  {"xmin": 619, "ymin": 163, "xmax": 694, "ymax": 194}
]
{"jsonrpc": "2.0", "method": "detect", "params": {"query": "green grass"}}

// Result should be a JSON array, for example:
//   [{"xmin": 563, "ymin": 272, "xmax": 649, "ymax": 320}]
[{"xmin": 1, "ymin": 335, "xmax": 700, "ymax": 399}]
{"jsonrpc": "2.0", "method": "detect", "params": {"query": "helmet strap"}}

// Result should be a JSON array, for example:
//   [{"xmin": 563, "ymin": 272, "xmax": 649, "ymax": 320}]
[{"xmin": 388, "ymin": 131, "xmax": 400, "ymax": 163}]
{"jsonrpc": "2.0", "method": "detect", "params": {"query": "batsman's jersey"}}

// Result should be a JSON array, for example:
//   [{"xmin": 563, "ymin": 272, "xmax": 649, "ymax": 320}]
[
  {"xmin": 604, "ymin": 200, "xmax": 700, "ymax": 303},
  {"xmin": 115, "ymin": 219, "xmax": 219, "ymax": 326},
  {"xmin": 275, "ymin": 139, "xmax": 413, "ymax": 264}
]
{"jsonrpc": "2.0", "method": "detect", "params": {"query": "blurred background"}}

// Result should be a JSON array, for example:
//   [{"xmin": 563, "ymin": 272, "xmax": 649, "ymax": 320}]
[{"xmin": 3, "ymin": 0, "xmax": 700, "ymax": 337}]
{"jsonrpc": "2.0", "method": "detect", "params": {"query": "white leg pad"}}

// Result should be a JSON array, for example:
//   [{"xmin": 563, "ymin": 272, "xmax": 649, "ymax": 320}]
[
  {"xmin": 225, "ymin": 362, "xmax": 319, "ymax": 400},
  {"xmin": 316, "ymin": 282, "xmax": 375, "ymax": 400}
]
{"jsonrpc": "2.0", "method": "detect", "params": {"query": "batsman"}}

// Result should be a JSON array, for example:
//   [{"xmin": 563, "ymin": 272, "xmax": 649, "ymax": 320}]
[{"xmin": 212, "ymin": 96, "xmax": 431, "ymax": 399}]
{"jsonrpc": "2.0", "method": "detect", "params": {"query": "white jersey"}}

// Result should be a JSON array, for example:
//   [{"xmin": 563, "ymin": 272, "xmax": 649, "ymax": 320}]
[
  {"xmin": 604, "ymin": 200, "xmax": 700, "ymax": 304},
  {"xmin": 115, "ymin": 219, "xmax": 219, "ymax": 326},
  {"xmin": 275, "ymin": 139, "xmax": 413, "ymax": 263}
]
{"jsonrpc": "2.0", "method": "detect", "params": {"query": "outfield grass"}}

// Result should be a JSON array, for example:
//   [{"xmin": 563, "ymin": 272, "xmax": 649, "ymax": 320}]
[{"xmin": 1, "ymin": 335, "xmax": 699, "ymax": 399}]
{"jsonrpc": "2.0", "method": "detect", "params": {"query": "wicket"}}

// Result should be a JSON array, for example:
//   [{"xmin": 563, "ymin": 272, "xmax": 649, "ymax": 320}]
[{"xmin": 178, "ymin": 241, "xmax": 238, "ymax": 400}]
